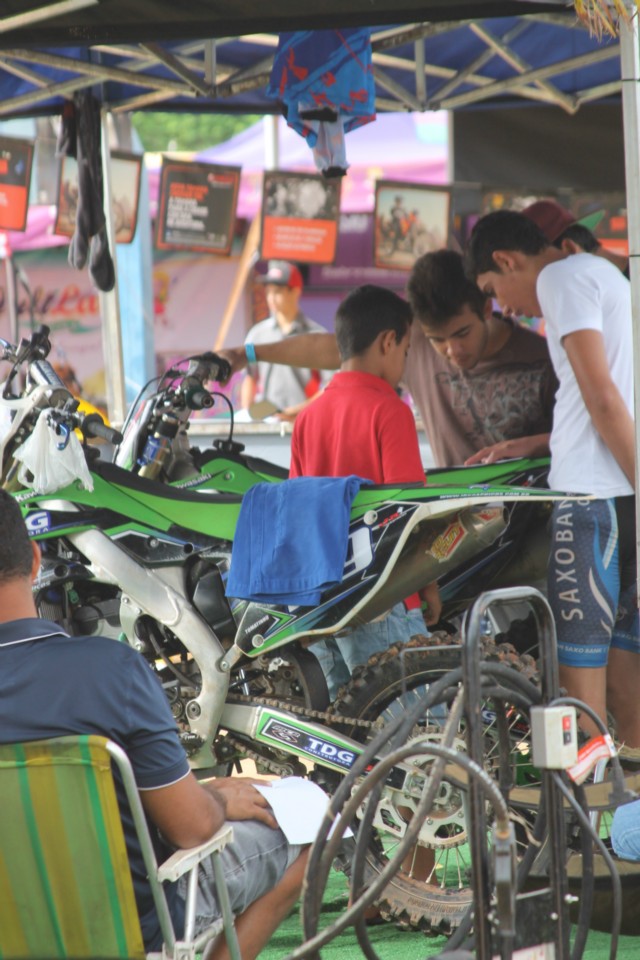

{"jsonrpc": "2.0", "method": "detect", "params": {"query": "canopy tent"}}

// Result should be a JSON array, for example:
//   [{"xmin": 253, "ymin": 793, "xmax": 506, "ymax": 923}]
[
  {"xmin": 5, "ymin": 5, "xmax": 640, "ymax": 849},
  {"xmin": 0, "ymin": 5, "xmax": 621, "ymax": 121},
  {"xmin": 0, "ymin": 1, "xmax": 635, "ymax": 423}
]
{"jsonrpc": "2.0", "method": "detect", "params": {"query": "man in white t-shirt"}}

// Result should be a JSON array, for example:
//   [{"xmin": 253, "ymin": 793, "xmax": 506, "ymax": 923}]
[{"xmin": 466, "ymin": 209, "xmax": 640, "ymax": 749}]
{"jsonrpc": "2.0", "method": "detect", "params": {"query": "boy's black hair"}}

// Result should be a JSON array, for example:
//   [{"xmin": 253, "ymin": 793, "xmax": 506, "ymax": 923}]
[
  {"xmin": 0, "ymin": 489, "xmax": 34, "ymax": 584},
  {"xmin": 335, "ymin": 285, "xmax": 412, "ymax": 361},
  {"xmin": 407, "ymin": 249, "xmax": 488, "ymax": 329},
  {"xmin": 465, "ymin": 210, "xmax": 548, "ymax": 279},
  {"xmin": 556, "ymin": 223, "xmax": 600, "ymax": 253}
]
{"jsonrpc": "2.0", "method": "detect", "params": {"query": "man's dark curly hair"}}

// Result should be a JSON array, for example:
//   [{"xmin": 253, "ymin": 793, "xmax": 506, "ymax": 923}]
[
  {"xmin": 407, "ymin": 249, "xmax": 488, "ymax": 329},
  {"xmin": 465, "ymin": 210, "xmax": 548, "ymax": 279},
  {"xmin": 0, "ymin": 489, "xmax": 34, "ymax": 583}
]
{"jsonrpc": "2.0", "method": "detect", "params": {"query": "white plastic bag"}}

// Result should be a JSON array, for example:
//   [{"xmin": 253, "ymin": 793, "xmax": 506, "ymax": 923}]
[{"xmin": 13, "ymin": 408, "xmax": 94, "ymax": 494}]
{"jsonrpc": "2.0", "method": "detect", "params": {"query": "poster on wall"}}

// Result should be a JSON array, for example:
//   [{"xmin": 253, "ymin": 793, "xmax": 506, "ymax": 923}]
[
  {"xmin": 260, "ymin": 170, "xmax": 341, "ymax": 263},
  {"xmin": 155, "ymin": 158, "xmax": 240, "ymax": 255},
  {"xmin": 374, "ymin": 180, "xmax": 450, "ymax": 271},
  {"xmin": 55, "ymin": 150, "xmax": 143, "ymax": 243},
  {"xmin": 0, "ymin": 136, "xmax": 34, "ymax": 232}
]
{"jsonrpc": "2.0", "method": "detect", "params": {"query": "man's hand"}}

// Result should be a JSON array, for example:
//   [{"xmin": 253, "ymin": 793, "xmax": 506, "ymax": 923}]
[
  {"xmin": 204, "ymin": 777, "xmax": 279, "ymax": 829},
  {"xmin": 464, "ymin": 434, "xmax": 550, "ymax": 466},
  {"xmin": 216, "ymin": 346, "xmax": 249, "ymax": 378}
]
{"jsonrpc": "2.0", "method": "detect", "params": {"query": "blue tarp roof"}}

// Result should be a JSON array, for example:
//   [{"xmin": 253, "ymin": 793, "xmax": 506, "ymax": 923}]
[{"xmin": 0, "ymin": 9, "xmax": 621, "ymax": 120}]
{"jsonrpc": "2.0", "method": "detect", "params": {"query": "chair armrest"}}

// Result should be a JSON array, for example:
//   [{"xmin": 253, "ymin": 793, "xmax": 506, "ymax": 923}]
[{"xmin": 157, "ymin": 823, "xmax": 234, "ymax": 882}]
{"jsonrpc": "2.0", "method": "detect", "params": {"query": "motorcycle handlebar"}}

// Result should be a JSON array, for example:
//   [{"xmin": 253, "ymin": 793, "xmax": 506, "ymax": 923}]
[
  {"xmin": 29, "ymin": 359, "xmax": 68, "ymax": 390},
  {"xmin": 1, "ymin": 325, "xmax": 52, "ymax": 366},
  {"xmin": 80, "ymin": 413, "xmax": 123, "ymax": 445},
  {"xmin": 185, "ymin": 386, "xmax": 215, "ymax": 410}
]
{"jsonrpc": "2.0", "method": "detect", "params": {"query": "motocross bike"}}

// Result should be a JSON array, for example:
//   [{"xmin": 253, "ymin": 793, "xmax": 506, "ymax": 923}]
[
  {"xmin": 2, "ymin": 329, "xmax": 572, "ymax": 933},
  {"xmin": 111, "ymin": 346, "xmax": 554, "ymax": 644},
  {"xmin": 113, "ymin": 350, "xmax": 289, "ymax": 492}
]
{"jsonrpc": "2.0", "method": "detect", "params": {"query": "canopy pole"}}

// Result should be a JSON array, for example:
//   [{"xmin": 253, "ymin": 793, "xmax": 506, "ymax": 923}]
[
  {"xmin": 98, "ymin": 107, "xmax": 127, "ymax": 425},
  {"xmin": 4, "ymin": 252, "xmax": 18, "ymax": 344},
  {"xmin": 619, "ymin": 16, "xmax": 640, "ymax": 605},
  {"xmin": 213, "ymin": 215, "xmax": 261, "ymax": 351},
  {"xmin": 264, "ymin": 114, "xmax": 279, "ymax": 170}
]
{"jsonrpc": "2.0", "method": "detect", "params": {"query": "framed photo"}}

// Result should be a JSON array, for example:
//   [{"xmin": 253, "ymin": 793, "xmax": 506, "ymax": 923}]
[
  {"xmin": 54, "ymin": 151, "xmax": 143, "ymax": 244},
  {"xmin": 109, "ymin": 150, "xmax": 142, "ymax": 243},
  {"xmin": 0, "ymin": 136, "xmax": 34, "ymax": 232},
  {"xmin": 260, "ymin": 170, "xmax": 341, "ymax": 264},
  {"xmin": 155, "ymin": 158, "xmax": 240, "ymax": 255},
  {"xmin": 374, "ymin": 180, "xmax": 450, "ymax": 271},
  {"xmin": 54, "ymin": 155, "xmax": 78, "ymax": 238}
]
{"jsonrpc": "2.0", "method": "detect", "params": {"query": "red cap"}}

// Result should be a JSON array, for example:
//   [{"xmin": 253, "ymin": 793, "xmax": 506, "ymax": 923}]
[
  {"xmin": 521, "ymin": 200, "xmax": 605, "ymax": 244},
  {"xmin": 258, "ymin": 260, "xmax": 303, "ymax": 290},
  {"xmin": 521, "ymin": 200, "xmax": 577, "ymax": 243}
]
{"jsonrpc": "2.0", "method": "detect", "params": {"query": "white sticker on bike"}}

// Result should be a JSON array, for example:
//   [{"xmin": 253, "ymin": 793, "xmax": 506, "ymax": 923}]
[
  {"xmin": 25, "ymin": 511, "xmax": 51, "ymax": 535},
  {"xmin": 343, "ymin": 527, "xmax": 373, "ymax": 578}
]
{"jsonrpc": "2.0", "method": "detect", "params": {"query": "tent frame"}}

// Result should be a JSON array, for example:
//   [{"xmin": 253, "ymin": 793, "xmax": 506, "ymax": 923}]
[{"xmin": 0, "ymin": 16, "xmax": 621, "ymax": 121}]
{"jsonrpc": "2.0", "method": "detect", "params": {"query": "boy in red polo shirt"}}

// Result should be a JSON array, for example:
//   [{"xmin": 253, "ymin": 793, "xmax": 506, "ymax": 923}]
[{"xmin": 290, "ymin": 284, "xmax": 440, "ymax": 699}]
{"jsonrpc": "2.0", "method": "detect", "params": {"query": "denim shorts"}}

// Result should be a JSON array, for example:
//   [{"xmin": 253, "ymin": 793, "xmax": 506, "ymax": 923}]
[
  {"xmin": 611, "ymin": 798, "xmax": 640, "ymax": 861},
  {"xmin": 177, "ymin": 820, "xmax": 303, "ymax": 934},
  {"xmin": 311, "ymin": 601, "xmax": 429, "ymax": 700}
]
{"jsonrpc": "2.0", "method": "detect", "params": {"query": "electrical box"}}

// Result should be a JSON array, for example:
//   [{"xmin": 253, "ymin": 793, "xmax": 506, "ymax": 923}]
[{"xmin": 530, "ymin": 705, "xmax": 578, "ymax": 768}]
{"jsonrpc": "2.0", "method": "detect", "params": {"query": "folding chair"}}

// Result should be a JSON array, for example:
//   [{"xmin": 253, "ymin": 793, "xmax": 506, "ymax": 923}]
[{"xmin": 0, "ymin": 734, "xmax": 241, "ymax": 960}]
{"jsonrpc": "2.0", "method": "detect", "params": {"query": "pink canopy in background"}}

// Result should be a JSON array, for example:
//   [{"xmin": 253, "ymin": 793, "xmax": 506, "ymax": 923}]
[{"xmin": 195, "ymin": 111, "xmax": 449, "ymax": 217}]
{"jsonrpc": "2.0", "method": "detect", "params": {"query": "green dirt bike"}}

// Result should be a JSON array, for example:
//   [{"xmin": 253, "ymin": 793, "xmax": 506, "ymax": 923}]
[
  {"xmin": 2, "ymin": 327, "xmax": 613, "ymax": 934},
  {"xmin": 112, "ymin": 347, "xmax": 555, "ymax": 640}
]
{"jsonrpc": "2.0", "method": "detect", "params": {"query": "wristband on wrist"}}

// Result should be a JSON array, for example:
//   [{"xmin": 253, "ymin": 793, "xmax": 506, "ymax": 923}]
[{"xmin": 245, "ymin": 342, "xmax": 257, "ymax": 364}]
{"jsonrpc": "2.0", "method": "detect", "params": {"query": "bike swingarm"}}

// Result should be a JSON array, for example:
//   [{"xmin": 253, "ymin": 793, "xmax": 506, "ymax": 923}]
[{"xmin": 221, "ymin": 701, "xmax": 411, "ymax": 785}]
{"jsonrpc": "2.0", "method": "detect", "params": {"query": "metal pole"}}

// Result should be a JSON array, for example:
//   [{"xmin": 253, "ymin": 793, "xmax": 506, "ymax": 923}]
[
  {"xmin": 619, "ymin": 16, "xmax": 640, "ymax": 607},
  {"xmin": 98, "ymin": 107, "xmax": 126, "ymax": 424},
  {"xmin": 263, "ymin": 113, "xmax": 279, "ymax": 170},
  {"xmin": 4, "ymin": 252, "xmax": 19, "ymax": 344}
]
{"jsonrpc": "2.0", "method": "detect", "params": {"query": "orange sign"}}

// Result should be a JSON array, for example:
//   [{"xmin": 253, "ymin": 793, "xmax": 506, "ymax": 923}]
[
  {"xmin": 0, "ymin": 136, "xmax": 34, "ymax": 232},
  {"xmin": 260, "ymin": 170, "xmax": 341, "ymax": 264}
]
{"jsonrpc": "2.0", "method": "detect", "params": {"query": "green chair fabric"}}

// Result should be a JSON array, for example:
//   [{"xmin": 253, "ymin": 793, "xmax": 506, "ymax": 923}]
[{"xmin": 0, "ymin": 734, "xmax": 240, "ymax": 960}]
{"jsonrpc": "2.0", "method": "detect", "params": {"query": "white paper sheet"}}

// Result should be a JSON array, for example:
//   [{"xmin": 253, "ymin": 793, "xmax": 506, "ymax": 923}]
[{"xmin": 255, "ymin": 776, "xmax": 353, "ymax": 845}]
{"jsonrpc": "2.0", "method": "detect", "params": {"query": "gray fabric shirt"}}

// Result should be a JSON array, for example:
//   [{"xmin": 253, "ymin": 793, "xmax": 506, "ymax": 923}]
[
  {"xmin": 404, "ymin": 317, "xmax": 558, "ymax": 467},
  {"xmin": 244, "ymin": 312, "xmax": 330, "ymax": 410}
]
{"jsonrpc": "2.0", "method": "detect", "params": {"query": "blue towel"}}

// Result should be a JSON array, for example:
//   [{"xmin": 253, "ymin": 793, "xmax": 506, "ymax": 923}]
[{"xmin": 225, "ymin": 476, "xmax": 364, "ymax": 605}]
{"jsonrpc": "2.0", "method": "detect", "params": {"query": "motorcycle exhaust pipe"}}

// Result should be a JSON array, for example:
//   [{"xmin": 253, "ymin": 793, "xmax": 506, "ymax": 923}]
[{"xmin": 356, "ymin": 503, "xmax": 508, "ymax": 624}]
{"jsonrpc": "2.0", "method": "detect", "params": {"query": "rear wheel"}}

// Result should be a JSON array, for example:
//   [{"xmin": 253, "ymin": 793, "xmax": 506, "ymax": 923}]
[{"xmin": 327, "ymin": 633, "xmax": 539, "ymax": 934}]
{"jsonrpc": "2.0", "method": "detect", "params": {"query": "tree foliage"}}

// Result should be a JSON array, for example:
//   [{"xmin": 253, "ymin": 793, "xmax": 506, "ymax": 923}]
[{"xmin": 131, "ymin": 112, "xmax": 261, "ymax": 153}]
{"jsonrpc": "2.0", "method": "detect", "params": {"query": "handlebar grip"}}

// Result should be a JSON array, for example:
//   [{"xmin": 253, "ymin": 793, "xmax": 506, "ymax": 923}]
[
  {"xmin": 81, "ymin": 413, "xmax": 123, "ymax": 445},
  {"xmin": 186, "ymin": 387, "xmax": 215, "ymax": 410}
]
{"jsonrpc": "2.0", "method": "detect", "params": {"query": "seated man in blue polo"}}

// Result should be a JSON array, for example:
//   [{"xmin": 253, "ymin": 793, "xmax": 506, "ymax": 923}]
[{"xmin": 0, "ymin": 488, "xmax": 308, "ymax": 960}]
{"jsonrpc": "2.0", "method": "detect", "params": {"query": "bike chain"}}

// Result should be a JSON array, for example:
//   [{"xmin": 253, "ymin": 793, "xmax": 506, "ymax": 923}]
[
  {"xmin": 225, "ymin": 692, "xmax": 378, "ymax": 728},
  {"xmin": 220, "ymin": 695, "xmax": 379, "ymax": 775},
  {"xmin": 224, "ymin": 735, "xmax": 303, "ymax": 776}
]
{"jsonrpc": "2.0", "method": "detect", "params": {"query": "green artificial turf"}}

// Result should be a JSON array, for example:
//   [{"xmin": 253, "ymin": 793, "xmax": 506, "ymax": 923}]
[{"xmin": 258, "ymin": 867, "xmax": 640, "ymax": 960}]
